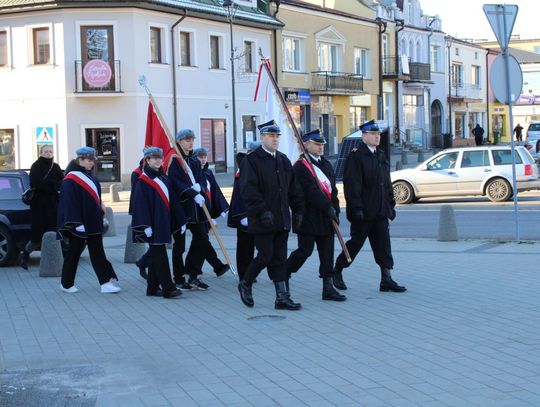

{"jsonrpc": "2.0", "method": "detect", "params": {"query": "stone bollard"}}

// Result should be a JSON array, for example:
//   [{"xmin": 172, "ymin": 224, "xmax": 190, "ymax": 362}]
[
  {"xmin": 109, "ymin": 184, "xmax": 120, "ymax": 203},
  {"xmin": 395, "ymin": 160, "xmax": 403, "ymax": 171},
  {"xmin": 400, "ymin": 150, "xmax": 408, "ymax": 165},
  {"xmin": 39, "ymin": 231, "xmax": 62, "ymax": 277},
  {"xmin": 438, "ymin": 205, "xmax": 458, "ymax": 241},
  {"xmin": 124, "ymin": 224, "xmax": 147, "ymax": 263},
  {"xmin": 104, "ymin": 207, "xmax": 117, "ymax": 237},
  {"xmin": 417, "ymin": 150, "xmax": 425, "ymax": 162}
]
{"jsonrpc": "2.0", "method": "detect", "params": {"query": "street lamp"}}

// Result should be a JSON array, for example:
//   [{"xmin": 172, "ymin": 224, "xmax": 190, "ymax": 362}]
[
  {"xmin": 446, "ymin": 35, "xmax": 454, "ymax": 138},
  {"xmin": 223, "ymin": 0, "xmax": 239, "ymax": 171}
]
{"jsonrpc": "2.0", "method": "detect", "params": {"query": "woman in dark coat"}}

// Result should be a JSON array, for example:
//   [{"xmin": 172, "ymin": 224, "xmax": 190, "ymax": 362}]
[{"xmin": 19, "ymin": 144, "xmax": 63, "ymax": 270}]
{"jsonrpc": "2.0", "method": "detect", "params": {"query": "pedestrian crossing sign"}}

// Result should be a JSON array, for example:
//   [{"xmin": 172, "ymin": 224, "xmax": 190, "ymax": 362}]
[{"xmin": 36, "ymin": 127, "xmax": 54, "ymax": 145}]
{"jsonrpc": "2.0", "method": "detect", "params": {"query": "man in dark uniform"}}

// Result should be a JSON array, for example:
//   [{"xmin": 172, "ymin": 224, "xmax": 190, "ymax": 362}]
[
  {"xmin": 131, "ymin": 147, "xmax": 182, "ymax": 298},
  {"xmin": 333, "ymin": 120, "xmax": 406, "ymax": 293},
  {"xmin": 286, "ymin": 129, "xmax": 346, "ymax": 302},
  {"xmin": 238, "ymin": 121, "xmax": 304, "ymax": 310},
  {"xmin": 167, "ymin": 129, "xmax": 210, "ymax": 291}
]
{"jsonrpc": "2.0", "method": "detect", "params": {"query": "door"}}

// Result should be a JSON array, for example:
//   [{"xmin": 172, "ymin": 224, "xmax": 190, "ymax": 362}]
[
  {"xmin": 414, "ymin": 151, "xmax": 459, "ymax": 196},
  {"xmin": 454, "ymin": 149, "xmax": 490, "ymax": 194},
  {"xmin": 242, "ymin": 115, "xmax": 257, "ymax": 150},
  {"xmin": 81, "ymin": 25, "xmax": 115, "ymax": 91},
  {"xmin": 320, "ymin": 114, "xmax": 330, "ymax": 155},
  {"xmin": 85, "ymin": 128, "xmax": 120, "ymax": 182},
  {"xmin": 430, "ymin": 100, "xmax": 442, "ymax": 148},
  {"xmin": 200, "ymin": 119, "xmax": 227, "ymax": 173}
]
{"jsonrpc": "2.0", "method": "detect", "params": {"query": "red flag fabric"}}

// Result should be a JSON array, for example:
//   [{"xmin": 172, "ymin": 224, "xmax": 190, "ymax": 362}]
[{"xmin": 145, "ymin": 101, "xmax": 176, "ymax": 166}]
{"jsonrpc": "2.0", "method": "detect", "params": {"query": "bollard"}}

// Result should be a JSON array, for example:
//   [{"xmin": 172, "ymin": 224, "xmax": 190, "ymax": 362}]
[
  {"xmin": 438, "ymin": 205, "xmax": 458, "ymax": 241},
  {"xmin": 109, "ymin": 184, "xmax": 120, "ymax": 203},
  {"xmin": 104, "ymin": 207, "xmax": 117, "ymax": 237},
  {"xmin": 39, "ymin": 231, "xmax": 63, "ymax": 277},
  {"xmin": 400, "ymin": 150, "xmax": 408, "ymax": 165},
  {"xmin": 417, "ymin": 150, "xmax": 425, "ymax": 162},
  {"xmin": 124, "ymin": 224, "xmax": 147, "ymax": 263},
  {"xmin": 395, "ymin": 160, "xmax": 403, "ymax": 171}
]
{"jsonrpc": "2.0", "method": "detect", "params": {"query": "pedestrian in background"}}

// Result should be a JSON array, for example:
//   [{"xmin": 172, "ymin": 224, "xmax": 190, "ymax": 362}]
[
  {"xmin": 472, "ymin": 124, "xmax": 484, "ymax": 146},
  {"xmin": 514, "ymin": 123, "xmax": 524, "ymax": 142},
  {"xmin": 57, "ymin": 147, "xmax": 121, "ymax": 294},
  {"xmin": 19, "ymin": 144, "xmax": 63, "ymax": 270},
  {"xmin": 333, "ymin": 120, "xmax": 406, "ymax": 293}
]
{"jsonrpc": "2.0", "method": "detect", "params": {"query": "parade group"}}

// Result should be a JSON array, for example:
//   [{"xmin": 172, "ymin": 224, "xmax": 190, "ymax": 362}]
[{"xmin": 38, "ymin": 118, "xmax": 406, "ymax": 311}]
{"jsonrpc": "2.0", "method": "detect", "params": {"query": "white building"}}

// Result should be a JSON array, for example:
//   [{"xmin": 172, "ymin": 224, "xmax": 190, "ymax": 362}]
[{"xmin": 0, "ymin": 0, "xmax": 281, "ymax": 183}]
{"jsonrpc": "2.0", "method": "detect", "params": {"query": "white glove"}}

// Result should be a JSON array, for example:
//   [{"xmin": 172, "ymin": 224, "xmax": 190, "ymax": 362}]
[
  {"xmin": 220, "ymin": 211, "xmax": 227, "ymax": 218},
  {"xmin": 75, "ymin": 225, "xmax": 85, "ymax": 232},
  {"xmin": 144, "ymin": 227, "xmax": 153, "ymax": 237},
  {"xmin": 191, "ymin": 183, "xmax": 201, "ymax": 193},
  {"xmin": 181, "ymin": 225, "xmax": 187, "ymax": 234},
  {"xmin": 240, "ymin": 217, "xmax": 248, "ymax": 227},
  {"xmin": 211, "ymin": 219, "xmax": 217, "ymax": 226},
  {"xmin": 194, "ymin": 194, "xmax": 205, "ymax": 207}
]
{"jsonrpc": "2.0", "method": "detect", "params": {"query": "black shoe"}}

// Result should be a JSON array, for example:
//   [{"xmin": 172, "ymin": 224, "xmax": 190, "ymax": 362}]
[
  {"xmin": 146, "ymin": 289, "xmax": 163, "ymax": 297},
  {"xmin": 189, "ymin": 277, "xmax": 209, "ymax": 291},
  {"xmin": 136, "ymin": 260, "xmax": 148, "ymax": 280},
  {"xmin": 322, "ymin": 277, "xmax": 347, "ymax": 301},
  {"xmin": 214, "ymin": 263, "xmax": 230, "ymax": 277},
  {"xmin": 380, "ymin": 268, "xmax": 407, "ymax": 293},
  {"xmin": 19, "ymin": 251, "xmax": 29, "ymax": 270},
  {"xmin": 163, "ymin": 288, "xmax": 183, "ymax": 298},
  {"xmin": 332, "ymin": 267, "xmax": 347, "ymax": 291},
  {"xmin": 274, "ymin": 281, "xmax": 302, "ymax": 311},
  {"xmin": 238, "ymin": 280, "xmax": 254, "ymax": 307}
]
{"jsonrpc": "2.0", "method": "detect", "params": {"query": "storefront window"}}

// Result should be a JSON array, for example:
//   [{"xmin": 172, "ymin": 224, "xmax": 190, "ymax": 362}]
[
  {"xmin": 0, "ymin": 129, "xmax": 15, "ymax": 170},
  {"xmin": 349, "ymin": 106, "xmax": 367, "ymax": 133}
]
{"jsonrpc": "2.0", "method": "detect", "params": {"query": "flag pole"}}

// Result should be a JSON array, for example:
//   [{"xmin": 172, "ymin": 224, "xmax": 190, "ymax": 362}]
[
  {"xmin": 138, "ymin": 75, "xmax": 237, "ymax": 275},
  {"xmin": 257, "ymin": 50, "xmax": 351, "ymax": 263}
]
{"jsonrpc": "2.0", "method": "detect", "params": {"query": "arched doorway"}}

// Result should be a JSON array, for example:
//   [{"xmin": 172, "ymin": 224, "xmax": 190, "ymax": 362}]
[{"xmin": 431, "ymin": 100, "xmax": 443, "ymax": 148}]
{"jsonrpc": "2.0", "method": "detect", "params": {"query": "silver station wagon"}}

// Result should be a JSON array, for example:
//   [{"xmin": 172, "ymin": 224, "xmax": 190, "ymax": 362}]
[{"xmin": 391, "ymin": 146, "xmax": 540, "ymax": 204}]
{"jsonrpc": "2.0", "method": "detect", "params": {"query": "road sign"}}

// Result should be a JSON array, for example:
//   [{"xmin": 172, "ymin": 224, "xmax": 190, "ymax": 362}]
[
  {"xmin": 483, "ymin": 4, "xmax": 518, "ymax": 50},
  {"xmin": 36, "ymin": 127, "xmax": 54, "ymax": 144},
  {"xmin": 490, "ymin": 54, "xmax": 523, "ymax": 104}
]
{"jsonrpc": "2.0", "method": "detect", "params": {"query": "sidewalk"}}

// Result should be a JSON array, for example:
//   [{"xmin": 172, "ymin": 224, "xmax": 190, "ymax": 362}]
[{"xmin": 1, "ymin": 230, "xmax": 540, "ymax": 406}]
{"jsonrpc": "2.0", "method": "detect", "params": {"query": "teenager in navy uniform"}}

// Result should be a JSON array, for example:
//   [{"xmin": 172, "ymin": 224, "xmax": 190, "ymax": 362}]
[
  {"xmin": 129, "ymin": 159, "xmax": 150, "ymax": 280},
  {"xmin": 167, "ymin": 129, "xmax": 210, "ymax": 291},
  {"xmin": 333, "ymin": 120, "xmax": 406, "ymax": 293},
  {"xmin": 227, "ymin": 141, "xmax": 260, "ymax": 281},
  {"xmin": 192, "ymin": 147, "xmax": 230, "ymax": 277},
  {"xmin": 286, "ymin": 129, "xmax": 346, "ymax": 302},
  {"xmin": 57, "ymin": 147, "xmax": 121, "ymax": 294},
  {"xmin": 131, "ymin": 147, "xmax": 182, "ymax": 298},
  {"xmin": 238, "ymin": 121, "xmax": 304, "ymax": 311}
]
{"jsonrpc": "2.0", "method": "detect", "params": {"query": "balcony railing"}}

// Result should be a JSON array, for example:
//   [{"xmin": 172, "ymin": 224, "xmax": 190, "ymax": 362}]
[
  {"xmin": 449, "ymin": 82, "xmax": 483, "ymax": 101},
  {"xmin": 310, "ymin": 71, "xmax": 363, "ymax": 94},
  {"xmin": 382, "ymin": 55, "xmax": 409, "ymax": 78},
  {"xmin": 75, "ymin": 60, "xmax": 122, "ymax": 93},
  {"xmin": 408, "ymin": 62, "xmax": 431, "ymax": 82}
]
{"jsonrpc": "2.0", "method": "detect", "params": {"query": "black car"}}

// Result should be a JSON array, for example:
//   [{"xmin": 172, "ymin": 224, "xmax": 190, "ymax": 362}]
[{"xmin": 0, "ymin": 171, "xmax": 31, "ymax": 266}]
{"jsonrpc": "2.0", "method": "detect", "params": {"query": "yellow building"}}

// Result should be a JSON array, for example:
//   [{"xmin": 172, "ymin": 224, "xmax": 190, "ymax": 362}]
[{"xmin": 270, "ymin": 0, "xmax": 382, "ymax": 154}]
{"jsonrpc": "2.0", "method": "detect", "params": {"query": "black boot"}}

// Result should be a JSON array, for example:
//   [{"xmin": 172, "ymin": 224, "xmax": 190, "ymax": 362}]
[
  {"xmin": 136, "ymin": 259, "xmax": 148, "ymax": 280},
  {"xmin": 19, "ymin": 251, "xmax": 29, "ymax": 270},
  {"xmin": 332, "ymin": 264, "xmax": 347, "ymax": 290},
  {"xmin": 274, "ymin": 281, "xmax": 302, "ymax": 311},
  {"xmin": 380, "ymin": 268, "xmax": 406, "ymax": 292},
  {"xmin": 238, "ymin": 280, "xmax": 254, "ymax": 307},
  {"xmin": 214, "ymin": 263, "xmax": 230, "ymax": 277},
  {"xmin": 322, "ymin": 277, "xmax": 347, "ymax": 301}
]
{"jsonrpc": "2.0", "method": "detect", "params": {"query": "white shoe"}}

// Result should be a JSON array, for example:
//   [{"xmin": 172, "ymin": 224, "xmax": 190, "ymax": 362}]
[
  {"xmin": 60, "ymin": 284, "xmax": 79, "ymax": 293},
  {"xmin": 101, "ymin": 281, "xmax": 122, "ymax": 293}
]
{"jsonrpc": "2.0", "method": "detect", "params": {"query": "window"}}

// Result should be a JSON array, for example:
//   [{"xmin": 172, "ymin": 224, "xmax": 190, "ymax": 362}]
[
  {"xmin": 427, "ymin": 152, "xmax": 459, "ymax": 170},
  {"xmin": 0, "ymin": 129, "xmax": 16, "ymax": 170},
  {"xmin": 32, "ymin": 27, "xmax": 50, "ymax": 64},
  {"xmin": 455, "ymin": 47, "xmax": 459, "ymax": 56},
  {"xmin": 451, "ymin": 63, "xmax": 463, "ymax": 87},
  {"xmin": 283, "ymin": 36, "xmax": 301, "ymax": 71},
  {"xmin": 461, "ymin": 150, "xmax": 489, "ymax": 167},
  {"xmin": 210, "ymin": 35, "xmax": 221, "ymax": 69},
  {"xmin": 349, "ymin": 106, "xmax": 367, "ymax": 132},
  {"xmin": 180, "ymin": 31, "xmax": 192, "ymax": 66},
  {"xmin": 474, "ymin": 52, "xmax": 478, "ymax": 60},
  {"xmin": 150, "ymin": 27, "xmax": 162, "ymax": 63},
  {"xmin": 318, "ymin": 42, "xmax": 339, "ymax": 72},
  {"xmin": 353, "ymin": 47, "xmax": 368, "ymax": 77},
  {"xmin": 0, "ymin": 30, "xmax": 7, "ymax": 67},
  {"xmin": 471, "ymin": 65, "xmax": 481, "ymax": 88},
  {"xmin": 244, "ymin": 41, "xmax": 253, "ymax": 73},
  {"xmin": 430, "ymin": 45, "xmax": 441, "ymax": 72},
  {"xmin": 492, "ymin": 149, "xmax": 523, "ymax": 165}
]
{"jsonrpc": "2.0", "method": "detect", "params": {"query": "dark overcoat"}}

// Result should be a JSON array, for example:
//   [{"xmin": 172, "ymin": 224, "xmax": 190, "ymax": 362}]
[
  {"xmin": 227, "ymin": 153, "xmax": 248, "ymax": 231},
  {"xmin": 128, "ymin": 161, "xmax": 143, "ymax": 215},
  {"xmin": 202, "ymin": 164, "xmax": 229, "ymax": 219}
]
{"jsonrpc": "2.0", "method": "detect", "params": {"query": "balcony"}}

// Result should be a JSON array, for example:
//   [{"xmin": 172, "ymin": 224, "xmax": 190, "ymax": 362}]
[
  {"xmin": 406, "ymin": 62, "xmax": 432, "ymax": 82},
  {"xmin": 75, "ymin": 60, "xmax": 122, "ymax": 94},
  {"xmin": 382, "ymin": 55, "xmax": 410, "ymax": 81},
  {"xmin": 448, "ymin": 82, "xmax": 483, "ymax": 103},
  {"xmin": 310, "ymin": 71, "xmax": 363, "ymax": 95}
]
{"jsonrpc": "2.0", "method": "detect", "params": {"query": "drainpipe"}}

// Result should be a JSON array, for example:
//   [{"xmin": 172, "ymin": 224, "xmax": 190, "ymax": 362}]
[
  {"xmin": 485, "ymin": 49, "xmax": 490, "ymax": 142},
  {"xmin": 376, "ymin": 17, "xmax": 387, "ymax": 121},
  {"xmin": 171, "ymin": 10, "xmax": 187, "ymax": 136},
  {"xmin": 272, "ymin": 1, "xmax": 281, "ymax": 83},
  {"xmin": 427, "ymin": 17, "xmax": 435, "ymax": 148},
  {"xmin": 394, "ymin": 19, "xmax": 405, "ymax": 145}
]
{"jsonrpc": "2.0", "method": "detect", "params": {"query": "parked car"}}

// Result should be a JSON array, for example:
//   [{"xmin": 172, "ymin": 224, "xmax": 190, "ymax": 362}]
[
  {"xmin": 391, "ymin": 146, "xmax": 540, "ymax": 204},
  {"xmin": 0, "ymin": 171, "xmax": 31, "ymax": 266},
  {"xmin": 524, "ymin": 122, "xmax": 540, "ymax": 160}
]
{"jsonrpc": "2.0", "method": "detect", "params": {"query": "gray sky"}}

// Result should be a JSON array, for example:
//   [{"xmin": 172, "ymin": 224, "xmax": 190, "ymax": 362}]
[{"xmin": 420, "ymin": 0, "xmax": 536, "ymax": 42}]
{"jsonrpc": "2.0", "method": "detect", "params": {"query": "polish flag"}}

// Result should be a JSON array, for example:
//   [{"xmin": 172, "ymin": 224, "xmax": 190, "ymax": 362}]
[{"xmin": 144, "ymin": 101, "xmax": 176, "ymax": 169}]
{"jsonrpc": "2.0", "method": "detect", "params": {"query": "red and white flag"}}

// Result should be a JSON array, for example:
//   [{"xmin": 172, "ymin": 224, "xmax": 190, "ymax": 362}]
[{"xmin": 144, "ymin": 101, "xmax": 176, "ymax": 170}]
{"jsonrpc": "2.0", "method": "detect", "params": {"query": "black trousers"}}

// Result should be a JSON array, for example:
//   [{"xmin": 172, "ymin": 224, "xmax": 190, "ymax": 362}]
[
  {"xmin": 236, "ymin": 229, "xmax": 255, "ymax": 281},
  {"xmin": 147, "ymin": 244, "xmax": 175, "ymax": 294},
  {"xmin": 287, "ymin": 233, "xmax": 334, "ymax": 279},
  {"xmin": 244, "ymin": 231, "xmax": 288, "ymax": 284},
  {"xmin": 195, "ymin": 240, "xmax": 225, "ymax": 276},
  {"xmin": 61, "ymin": 233, "xmax": 117, "ymax": 288},
  {"xmin": 138, "ymin": 247, "xmax": 151, "ymax": 268},
  {"xmin": 172, "ymin": 223, "xmax": 209, "ymax": 282},
  {"xmin": 335, "ymin": 219, "xmax": 393, "ymax": 270}
]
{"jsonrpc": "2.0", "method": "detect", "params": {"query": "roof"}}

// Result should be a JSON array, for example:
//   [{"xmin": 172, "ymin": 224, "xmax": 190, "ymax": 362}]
[
  {"xmin": 486, "ymin": 47, "xmax": 540, "ymax": 63},
  {"xmin": 0, "ymin": 0, "xmax": 283, "ymax": 28}
]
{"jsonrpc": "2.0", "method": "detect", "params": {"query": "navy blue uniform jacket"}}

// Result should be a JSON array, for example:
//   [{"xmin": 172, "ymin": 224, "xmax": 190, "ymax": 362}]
[
  {"xmin": 227, "ymin": 153, "xmax": 248, "ymax": 231},
  {"xmin": 202, "ymin": 164, "xmax": 229, "ymax": 219}
]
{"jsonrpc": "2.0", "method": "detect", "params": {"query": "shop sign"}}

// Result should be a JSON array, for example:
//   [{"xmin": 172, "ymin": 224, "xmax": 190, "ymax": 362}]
[
  {"xmin": 83, "ymin": 59, "xmax": 112, "ymax": 88},
  {"xmin": 284, "ymin": 89, "xmax": 311, "ymax": 104}
]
